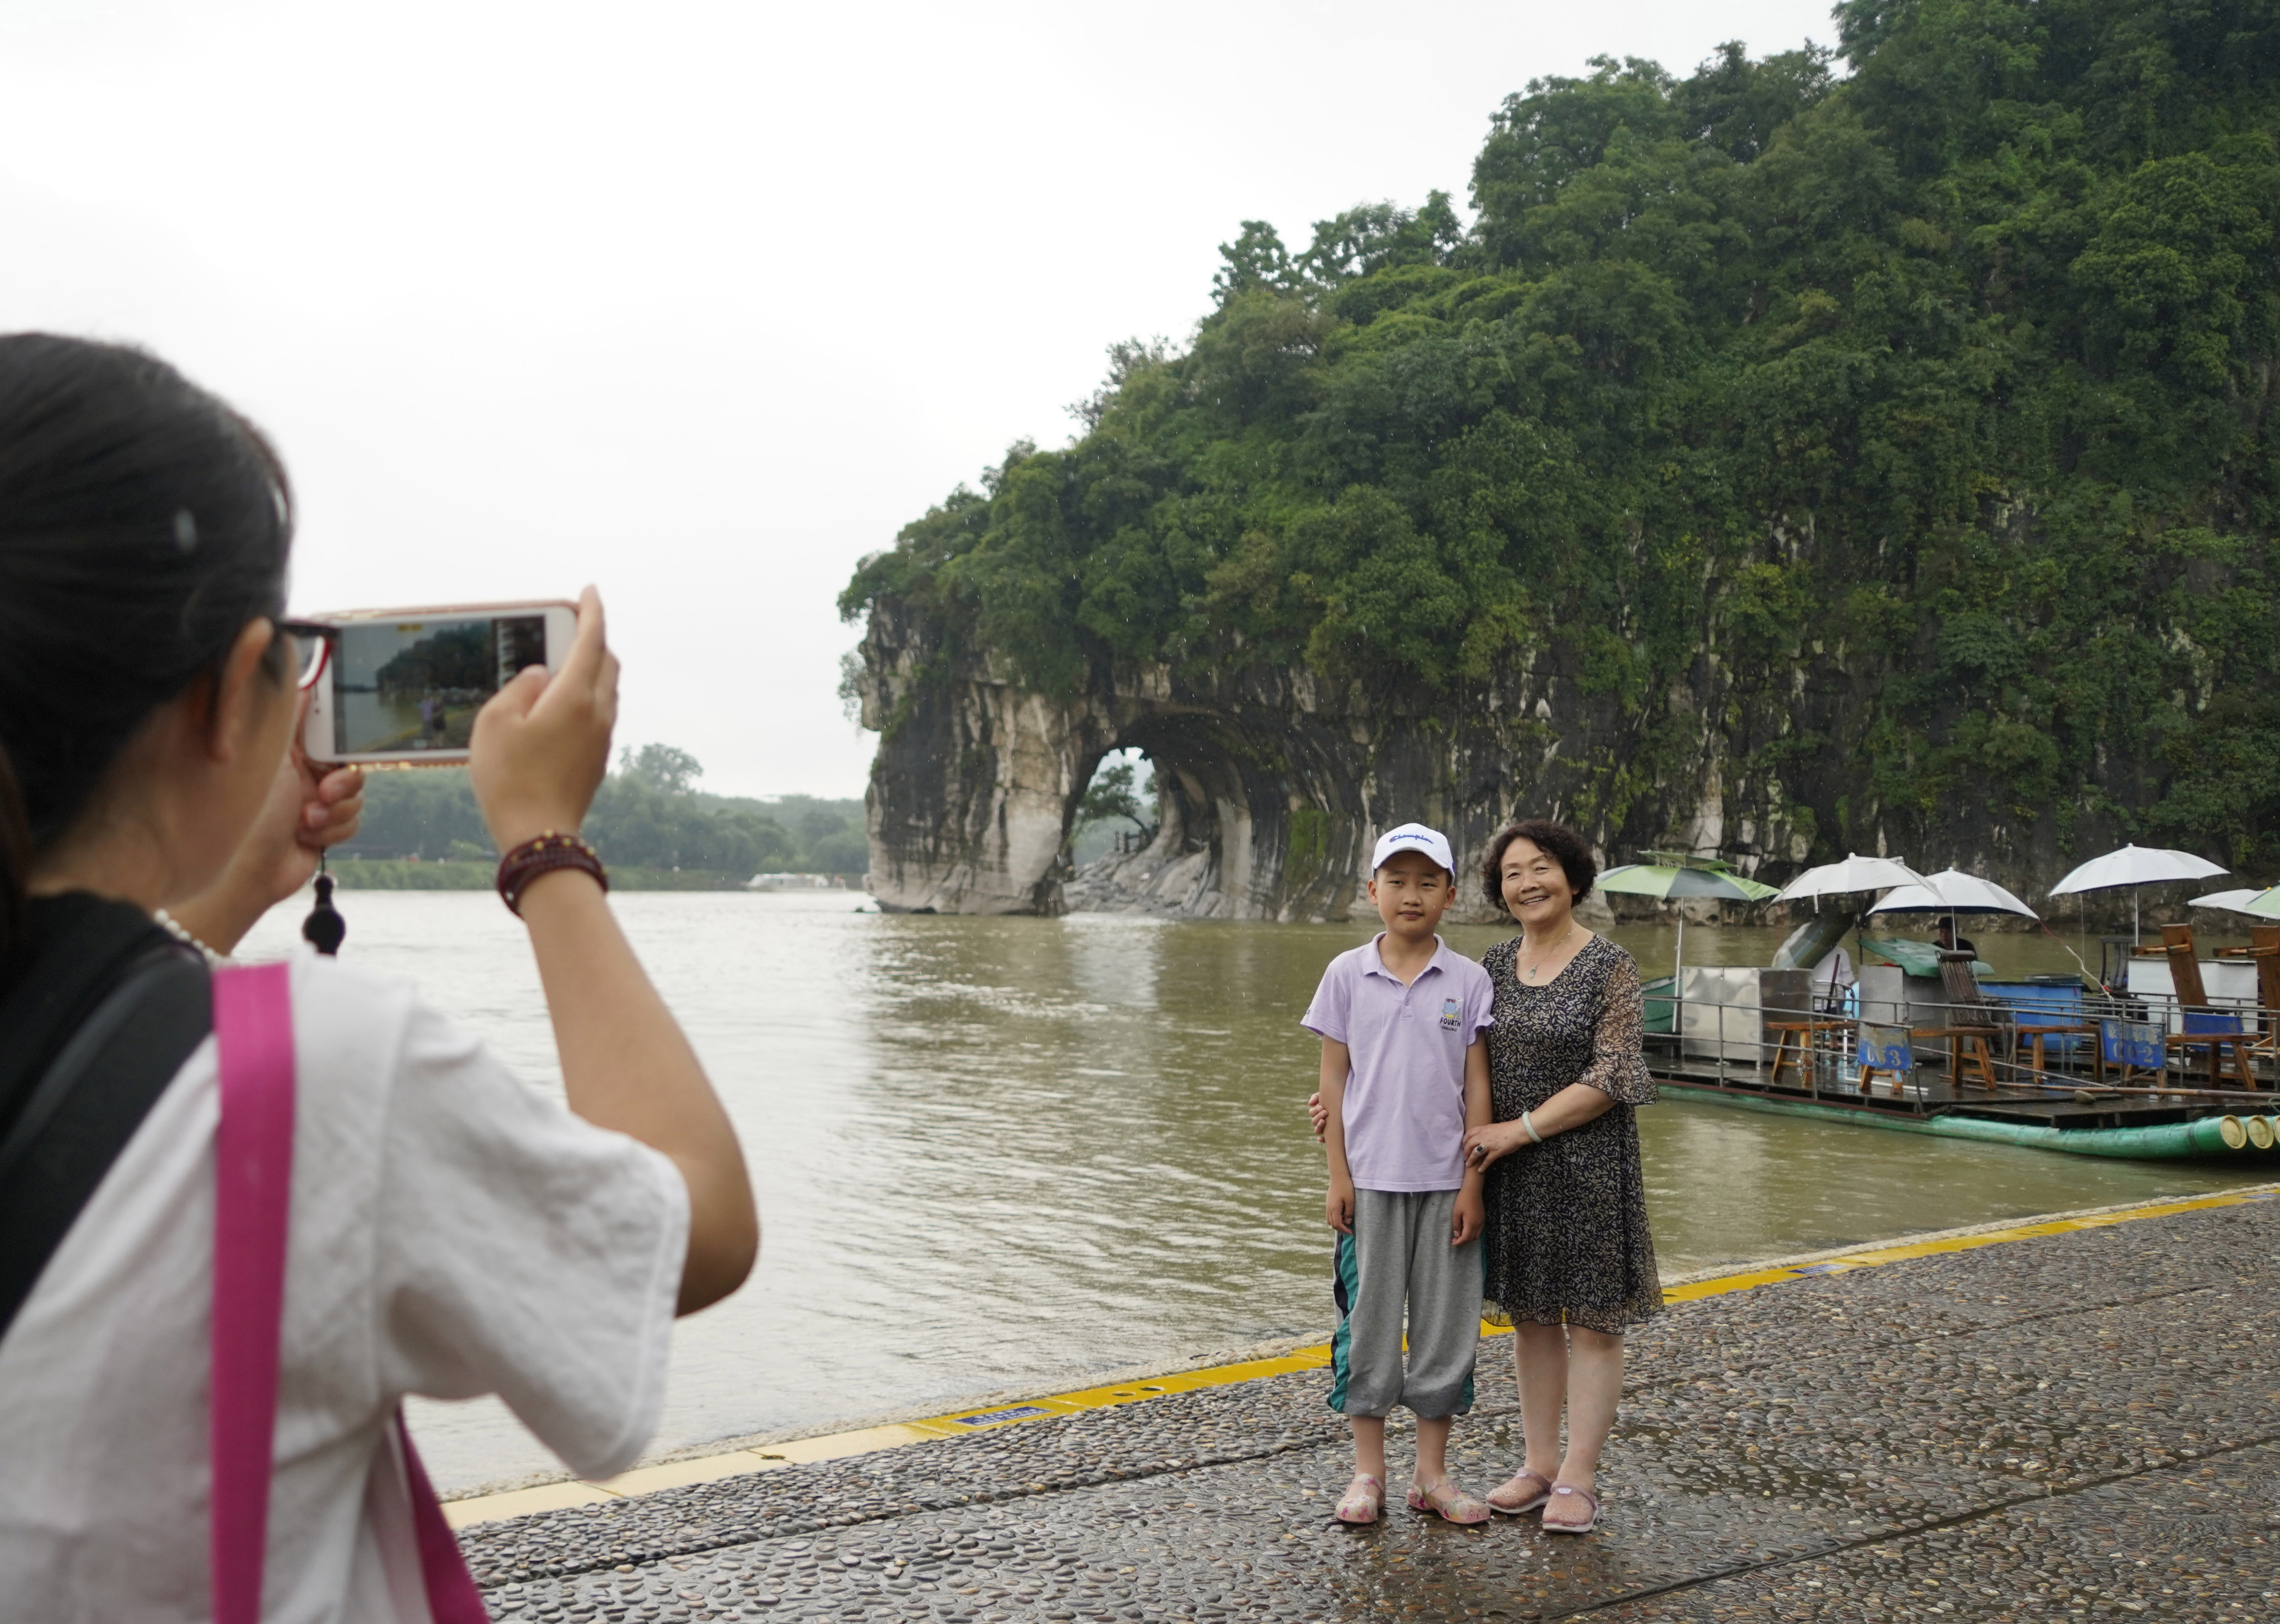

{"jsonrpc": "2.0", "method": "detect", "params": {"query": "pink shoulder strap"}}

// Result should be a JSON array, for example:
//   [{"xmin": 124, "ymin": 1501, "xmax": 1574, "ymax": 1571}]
[{"xmin": 210, "ymin": 960, "xmax": 489, "ymax": 1624}]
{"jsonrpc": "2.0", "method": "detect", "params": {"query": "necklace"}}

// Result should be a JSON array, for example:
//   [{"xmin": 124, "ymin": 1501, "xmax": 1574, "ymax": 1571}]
[
  {"xmin": 1520, "ymin": 921, "xmax": 1578, "ymax": 983},
  {"xmin": 154, "ymin": 907, "xmax": 228, "ymax": 967}
]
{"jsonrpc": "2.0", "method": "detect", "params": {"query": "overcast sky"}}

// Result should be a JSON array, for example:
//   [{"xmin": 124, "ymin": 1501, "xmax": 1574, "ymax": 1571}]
[{"xmin": 0, "ymin": 0, "xmax": 1837, "ymax": 800}]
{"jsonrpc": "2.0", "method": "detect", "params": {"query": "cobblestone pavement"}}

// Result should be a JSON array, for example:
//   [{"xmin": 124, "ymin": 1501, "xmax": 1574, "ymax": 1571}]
[{"xmin": 471, "ymin": 1196, "xmax": 2280, "ymax": 1621}]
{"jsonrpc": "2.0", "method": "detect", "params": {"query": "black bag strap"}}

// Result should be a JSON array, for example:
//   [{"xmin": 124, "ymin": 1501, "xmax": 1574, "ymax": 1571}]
[{"xmin": 0, "ymin": 895, "xmax": 214, "ymax": 1340}]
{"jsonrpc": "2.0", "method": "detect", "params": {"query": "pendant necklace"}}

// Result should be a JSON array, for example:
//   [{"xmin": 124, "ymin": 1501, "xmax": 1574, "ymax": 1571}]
[{"xmin": 1522, "ymin": 922, "xmax": 1576, "ymax": 983}]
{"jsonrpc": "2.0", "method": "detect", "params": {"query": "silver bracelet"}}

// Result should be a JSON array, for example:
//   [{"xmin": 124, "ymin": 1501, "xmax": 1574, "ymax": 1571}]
[
  {"xmin": 1521, "ymin": 1109, "xmax": 1543, "ymax": 1145},
  {"xmin": 154, "ymin": 907, "xmax": 229, "ymax": 967}
]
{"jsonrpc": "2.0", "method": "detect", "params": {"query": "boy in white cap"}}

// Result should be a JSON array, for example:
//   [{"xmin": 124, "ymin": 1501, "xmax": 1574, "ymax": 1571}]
[{"xmin": 1302, "ymin": 822, "xmax": 1494, "ymax": 1525}]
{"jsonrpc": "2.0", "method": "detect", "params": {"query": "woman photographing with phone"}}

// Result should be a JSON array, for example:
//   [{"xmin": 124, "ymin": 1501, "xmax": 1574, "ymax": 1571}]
[{"xmin": 0, "ymin": 334, "xmax": 757, "ymax": 1618}]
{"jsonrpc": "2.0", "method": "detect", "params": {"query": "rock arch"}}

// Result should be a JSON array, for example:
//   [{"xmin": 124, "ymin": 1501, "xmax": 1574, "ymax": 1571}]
[
  {"xmin": 852, "ymin": 600, "xmax": 1376, "ymax": 918},
  {"xmin": 848, "ymin": 598, "xmax": 1795, "ymax": 921}
]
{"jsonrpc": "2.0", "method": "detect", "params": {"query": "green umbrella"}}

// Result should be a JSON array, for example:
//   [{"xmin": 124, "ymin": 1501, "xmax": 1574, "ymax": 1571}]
[
  {"xmin": 1597, "ymin": 852, "xmax": 1779, "ymax": 982},
  {"xmin": 2238, "ymin": 885, "xmax": 2280, "ymax": 920}
]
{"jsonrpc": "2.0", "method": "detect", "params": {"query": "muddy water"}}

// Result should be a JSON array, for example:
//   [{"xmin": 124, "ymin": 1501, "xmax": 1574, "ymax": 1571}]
[{"xmin": 239, "ymin": 893, "xmax": 2270, "ymax": 1492}]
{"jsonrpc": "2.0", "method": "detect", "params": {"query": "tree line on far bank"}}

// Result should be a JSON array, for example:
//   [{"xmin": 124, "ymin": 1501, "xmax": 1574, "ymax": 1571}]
[{"xmin": 334, "ymin": 744, "xmax": 869, "ymax": 883}]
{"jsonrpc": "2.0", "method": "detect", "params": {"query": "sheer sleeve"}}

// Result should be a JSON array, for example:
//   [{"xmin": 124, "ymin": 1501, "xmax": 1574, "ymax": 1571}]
[{"xmin": 1578, "ymin": 949, "xmax": 1656, "ymax": 1105}]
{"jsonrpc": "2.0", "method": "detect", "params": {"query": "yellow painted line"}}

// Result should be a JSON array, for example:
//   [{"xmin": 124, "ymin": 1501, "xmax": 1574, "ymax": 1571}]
[
  {"xmin": 1662, "ymin": 1185, "xmax": 2278, "ymax": 1303},
  {"xmin": 443, "ymin": 1184, "xmax": 2277, "ymax": 1527},
  {"xmin": 445, "ymin": 1480, "xmax": 617, "ymax": 1523}
]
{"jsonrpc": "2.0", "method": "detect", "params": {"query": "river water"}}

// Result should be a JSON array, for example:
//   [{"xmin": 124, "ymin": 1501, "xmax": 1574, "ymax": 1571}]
[{"xmin": 241, "ymin": 892, "xmax": 2271, "ymax": 1493}]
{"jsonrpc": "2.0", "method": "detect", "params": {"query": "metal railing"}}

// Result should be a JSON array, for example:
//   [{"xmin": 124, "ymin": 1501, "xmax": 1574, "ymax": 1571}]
[{"xmin": 1641, "ymin": 979, "xmax": 2279, "ymax": 1104}]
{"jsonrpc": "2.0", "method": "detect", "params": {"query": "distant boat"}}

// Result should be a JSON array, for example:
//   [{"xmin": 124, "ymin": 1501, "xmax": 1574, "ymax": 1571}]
[{"xmin": 744, "ymin": 873, "xmax": 846, "ymax": 892}]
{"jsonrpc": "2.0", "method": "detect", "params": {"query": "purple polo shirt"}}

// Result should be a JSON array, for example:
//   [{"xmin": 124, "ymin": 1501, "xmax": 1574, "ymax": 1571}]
[{"xmin": 1302, "ymin": 934, "xmax": 1495, "ymax": 1192}]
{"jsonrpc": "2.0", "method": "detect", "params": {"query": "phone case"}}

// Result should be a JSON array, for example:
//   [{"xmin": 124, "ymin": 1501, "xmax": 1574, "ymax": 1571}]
[{"xmin": 300, "ymin": 601, "xmax": 577, "ymax": 766}]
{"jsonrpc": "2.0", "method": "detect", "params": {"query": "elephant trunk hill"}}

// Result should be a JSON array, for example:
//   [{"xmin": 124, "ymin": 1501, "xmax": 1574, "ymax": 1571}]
[{"xmin": 842, "ymin": 1, "xmax": 2280, "ymax": 921}]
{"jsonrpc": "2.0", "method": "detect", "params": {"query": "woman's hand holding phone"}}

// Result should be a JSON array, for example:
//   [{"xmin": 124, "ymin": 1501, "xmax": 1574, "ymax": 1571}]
[
  {"xmin": 468, "ymin": 586, "xmax": 618, "ymax": 852},
  {"xmin": 467, "ymin": 585, "xmax": 758, "ymax": 1314}
]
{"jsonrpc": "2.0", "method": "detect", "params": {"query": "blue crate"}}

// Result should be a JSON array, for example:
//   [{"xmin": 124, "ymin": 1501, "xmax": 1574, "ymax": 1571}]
[{"xmin": 1980, "ymin": 979, "xmax": 2093, "ymax": 1056}]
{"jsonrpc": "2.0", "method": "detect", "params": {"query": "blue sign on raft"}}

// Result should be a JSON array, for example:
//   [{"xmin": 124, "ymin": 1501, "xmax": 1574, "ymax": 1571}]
[
  {"xmin": 2101, "ymin": 1020, "xmax": 2162, "ymax": 1069},
  {"xmin": 1859, "ymin": 1024, "xmax": 1912, "ymax": 1073},
  {"xmin": 950, "ymin": 1405, "xmax": 1052, "ymax": 1427}
]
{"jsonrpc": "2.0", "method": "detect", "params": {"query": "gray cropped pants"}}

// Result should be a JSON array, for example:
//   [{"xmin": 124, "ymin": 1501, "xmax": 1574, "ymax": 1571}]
[{"xmin": 1327, "ymin": 1187, "xmax": 1482, "ymax": 1420}]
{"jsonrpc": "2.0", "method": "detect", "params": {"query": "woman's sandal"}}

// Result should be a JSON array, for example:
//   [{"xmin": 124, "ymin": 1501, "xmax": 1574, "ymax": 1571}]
[
  {"xmin": 1406, "ymin": 1477, "xmax": 1492, "ymax": 1526},
  {"xmin": 1333, "ymin": 1473, "xmax": 1384, "ymax": 1525},
  {"xmin": 1541, "ymin": 1482, "xmax": 1600, "ymax": 1534},
  {"xmin": 1486, "ymin": 1468, "xmax": 1554, "ymax": 1516}
]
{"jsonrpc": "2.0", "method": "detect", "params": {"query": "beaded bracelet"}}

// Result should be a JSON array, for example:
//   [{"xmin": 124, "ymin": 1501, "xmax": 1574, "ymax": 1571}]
[{"xmin": 496, "ymin": 831, "xmax": 608, "ymax": 916}]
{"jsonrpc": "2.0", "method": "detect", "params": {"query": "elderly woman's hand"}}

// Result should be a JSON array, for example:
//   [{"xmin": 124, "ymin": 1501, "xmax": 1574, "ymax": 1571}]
[
  {"xmin": 1463, "ymin": 1119, "xmax": 1531, "ymax": 1173},
  {"xmin": 1306, "ymin": 1090, "xmax": 1328, "ymax": 1142}
]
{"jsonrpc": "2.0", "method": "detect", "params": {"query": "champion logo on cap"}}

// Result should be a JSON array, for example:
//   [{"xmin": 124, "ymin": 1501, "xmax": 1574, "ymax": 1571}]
[{"xmin": 1370, "ymin": 822, "xmax": 1456, "ymax": 876}]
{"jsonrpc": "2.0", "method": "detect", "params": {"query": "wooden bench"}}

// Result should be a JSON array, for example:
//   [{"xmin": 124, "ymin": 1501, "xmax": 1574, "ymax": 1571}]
[
  {"xmin": 2014, "ymin": 1021, "xmax": 2103, "ymax": 1081},
  {"xmin": 1766, "ymin": 1019, "xmax": 1852, "ymax": 1088},
  {"xmin": 1910, "ymin": 1025, "xmax": 2001, "ymax": 1088}
]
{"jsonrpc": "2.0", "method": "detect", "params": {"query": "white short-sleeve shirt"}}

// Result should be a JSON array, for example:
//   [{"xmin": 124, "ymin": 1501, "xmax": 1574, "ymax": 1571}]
[{"xmin": 0, "ymin": 950, "xmax": 690, "ymax": 1622}]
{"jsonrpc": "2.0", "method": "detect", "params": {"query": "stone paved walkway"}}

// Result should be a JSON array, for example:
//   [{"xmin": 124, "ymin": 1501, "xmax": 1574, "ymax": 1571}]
[{"xmin": 468, "ymin": 1194, "xmax": 2280, "ymax": 1621}]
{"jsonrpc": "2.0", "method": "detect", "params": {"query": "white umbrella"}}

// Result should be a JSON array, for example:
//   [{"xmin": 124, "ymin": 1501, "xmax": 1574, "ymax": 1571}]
[
  {"xmin": 2190, "ymin": 888, "xmax": 2270, "ymax": 919},
  {"xmin": 2047, "ymin": 844, "xmax": 2228, "ymax": 943},
  {"xmin": 1772, "ymin": 853, "xmax": 1933, "ymax": 903},
  {"xmin": 1868, "ymin": 868, "xmax": 2039, "ymax": 919},
  {"xmin": 2238, "ymin": 887, "xmax": 2280, "ymax": 921}
]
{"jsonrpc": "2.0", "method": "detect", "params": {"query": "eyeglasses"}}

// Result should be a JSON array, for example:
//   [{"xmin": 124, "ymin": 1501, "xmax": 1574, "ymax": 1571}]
[{"xmin": 275, "ymin": 618, "xmax": 338, "ymax": 691}]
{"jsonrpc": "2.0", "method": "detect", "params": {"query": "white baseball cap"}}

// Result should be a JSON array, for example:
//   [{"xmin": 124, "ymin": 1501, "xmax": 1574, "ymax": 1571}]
[{"xmin": 1371, "ymin": 823, "xmax": 1456, "ymax": 877}]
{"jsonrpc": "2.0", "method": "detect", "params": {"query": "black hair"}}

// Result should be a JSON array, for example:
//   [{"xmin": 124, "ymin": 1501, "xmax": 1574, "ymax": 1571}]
[
  {"xmin": 1480, "ymin": 818, "xmax": 1598, "ymax": 912},
  {"xmin": 0, "ymin": 334, "xmax": 294, "ymax": 976}
]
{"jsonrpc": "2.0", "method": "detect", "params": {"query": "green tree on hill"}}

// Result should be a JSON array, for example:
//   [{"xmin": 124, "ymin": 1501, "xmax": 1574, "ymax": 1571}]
[
  {"xmin": 843, "ymin": 0, "xmax": 2280, "ymax": 870},
  {"xmin": 619, "ymin": 743, "xmax": 705, "ymax": 795}
]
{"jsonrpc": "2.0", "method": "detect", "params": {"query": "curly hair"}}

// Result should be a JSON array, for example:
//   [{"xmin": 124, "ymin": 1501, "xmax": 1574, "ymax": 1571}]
[{"xmin": 1480, "ymin": 819, "xmax": 1597, "ymax": 913}]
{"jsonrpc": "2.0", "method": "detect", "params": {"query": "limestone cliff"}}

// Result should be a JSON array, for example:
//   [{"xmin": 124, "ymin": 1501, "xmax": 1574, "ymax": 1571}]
[
  {"xmin": 856, "ymin": 594, "xmax": 1862, "ymax": 922},
  {"xmin": 853, "ymin": 578, "xmax": 2234, "ymax": 923}
]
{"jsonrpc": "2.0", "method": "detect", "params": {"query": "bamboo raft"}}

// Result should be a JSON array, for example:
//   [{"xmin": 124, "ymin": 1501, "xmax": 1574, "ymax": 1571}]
[{"xmin": 1642, "ymin": 924, "xmax": 2280, "ymax": 1161}]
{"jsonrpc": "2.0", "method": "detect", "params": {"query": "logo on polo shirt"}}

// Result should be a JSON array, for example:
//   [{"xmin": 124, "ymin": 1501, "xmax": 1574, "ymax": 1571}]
[{"xmin": 1440, "ymin": 997, "xmax": 1460, "ymax": 1031}]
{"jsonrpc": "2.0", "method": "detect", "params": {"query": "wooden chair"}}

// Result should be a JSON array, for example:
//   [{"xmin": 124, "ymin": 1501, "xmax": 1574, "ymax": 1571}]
[
  {"xmin": 2161, "ymin": 923, "xmax": 2257, "ymax": 1090},
  {"xmin": 2249, "ymin": 925, "xmax": 2280, "ymax": 1062},
  {"xmin": 1907, "ymin": 949, "xmax": 2004, "ymax": 1088}
]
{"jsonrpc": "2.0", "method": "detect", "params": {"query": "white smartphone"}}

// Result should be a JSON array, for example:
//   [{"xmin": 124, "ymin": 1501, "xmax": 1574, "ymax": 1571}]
[{"xmin": 299, "ymin": 600, "xmax": 578, "ymax": 766}]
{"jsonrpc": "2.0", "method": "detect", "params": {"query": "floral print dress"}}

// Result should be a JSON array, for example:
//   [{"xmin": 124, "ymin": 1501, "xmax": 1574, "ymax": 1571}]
[{"xmin": 1479, "ymin": 933, "xmax": 1663, "ymax": 1333}]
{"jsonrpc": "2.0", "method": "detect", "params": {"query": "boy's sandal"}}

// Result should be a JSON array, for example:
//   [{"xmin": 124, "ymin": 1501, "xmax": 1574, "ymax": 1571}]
[
  {"xmin": 1487, "ymin": 1468, "xmax": 1554, "ymax": 1515},
  {"xmin": 1333, "ymin": 1474, "xmax": 1384, "ymax": 1525},
  {"xmin": 1541, "ymin": 1482, "xmax": 1599, "ymax": 1533},
  {"xmin": 1406, "ymin": 1477, "xmax": 1492, "ymax": 1526}
]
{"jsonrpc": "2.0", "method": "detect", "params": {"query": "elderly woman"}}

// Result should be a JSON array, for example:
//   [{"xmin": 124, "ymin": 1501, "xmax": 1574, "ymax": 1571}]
[{"xmin": 1462, "ymin": 819, "xmax": 1660, "ymax": 1533}]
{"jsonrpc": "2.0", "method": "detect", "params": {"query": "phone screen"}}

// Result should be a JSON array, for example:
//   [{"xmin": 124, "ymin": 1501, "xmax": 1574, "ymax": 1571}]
[{"xmin": 328, "ymin": 614, "xmax": 547, "ymax": 757}]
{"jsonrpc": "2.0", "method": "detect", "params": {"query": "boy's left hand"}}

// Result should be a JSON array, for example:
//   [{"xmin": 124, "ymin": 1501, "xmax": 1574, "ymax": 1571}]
[{"xmin": 1451, "ymin": 1187, "xmax": 1484, "ymax": 1246}]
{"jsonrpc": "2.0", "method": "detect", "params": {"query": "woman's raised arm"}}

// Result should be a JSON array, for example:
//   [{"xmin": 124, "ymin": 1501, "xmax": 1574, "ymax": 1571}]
[{"xmin": 470, "ymin": 588, "xmax": 758, "ymax": 1315}]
